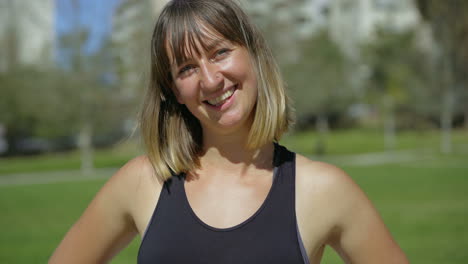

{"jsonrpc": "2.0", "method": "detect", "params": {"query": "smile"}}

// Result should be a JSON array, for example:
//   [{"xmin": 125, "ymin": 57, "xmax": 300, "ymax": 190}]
[{"xmin": 205, "ymin": 86, "xmax": 236, "ymax": 106}]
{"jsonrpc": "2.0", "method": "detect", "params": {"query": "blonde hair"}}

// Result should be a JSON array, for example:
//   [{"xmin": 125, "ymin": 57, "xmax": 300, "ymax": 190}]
[{"xmin": 140, "ymin": 0, "xmax": 294, "ymax": 181}]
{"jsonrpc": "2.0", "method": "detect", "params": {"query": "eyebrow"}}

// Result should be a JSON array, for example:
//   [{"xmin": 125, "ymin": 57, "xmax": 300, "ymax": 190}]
[
  {"xmin": 204, "ymin": 39, "xmax": 225, "ymax": 52},
  {"xmin": 172, "ymin": 38, "xmax": 228, "ymax": 68}
]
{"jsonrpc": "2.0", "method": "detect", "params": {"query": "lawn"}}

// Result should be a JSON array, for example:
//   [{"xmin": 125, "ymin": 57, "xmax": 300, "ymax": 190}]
[
  {"xmin": 1, "ymin": 129, "xmax": 467, "ymax": 175},
  {"xmin": 1, "ymin": 160, "xmax": 467, "ymax": 263},
  {"xmin": 322, "ymin": 164, "xmax": 468, "ymax": 263},
  {"xmin": 0, "ymin": 178, "xmax": 141, "ymax": 263},
  {"xmin": 281, "ymin": 128, "xmax": 468, "ymax": 155},
  {"xmin": 0, "ymin": 139, "xmax": 141, "ymax": 175},
  {"xmin": 0, "ymin": 129, "xmax": 467, "ymax": 263}
]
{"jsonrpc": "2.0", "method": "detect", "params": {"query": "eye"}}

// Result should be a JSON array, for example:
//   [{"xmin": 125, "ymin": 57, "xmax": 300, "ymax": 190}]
[
  {"xmin": 214, "ymin": 48, "xmax": 231, "ymax": 59},
  {"xmin": 178, "ymin": 64, "xmax": 196, "ymax": 76},
  {"xmin": 217, "ymin": 48, "xmax": 229, "ymax": 55}
]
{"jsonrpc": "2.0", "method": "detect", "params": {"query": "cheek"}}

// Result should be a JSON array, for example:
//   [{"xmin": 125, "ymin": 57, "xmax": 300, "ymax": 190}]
[
  {"xmin": 237, "ymin": 56, "xmax": 257, "ymax": 85},
  {"xmin": 173, "ymin": 81, "xmax": 197, "ymax": 105}
]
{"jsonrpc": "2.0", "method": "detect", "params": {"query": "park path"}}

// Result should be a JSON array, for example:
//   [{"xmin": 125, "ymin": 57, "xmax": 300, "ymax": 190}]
[
  {"xmin": 315, "ymin": 149, "xmax": 435, "ymax": 166},
  {"xmin": 0, "ymin": 168, "xmax": 117, "ymax": 187},
  {"xmin": 0, "ymin": 148, "xmax": 466, "ymax": 187}
]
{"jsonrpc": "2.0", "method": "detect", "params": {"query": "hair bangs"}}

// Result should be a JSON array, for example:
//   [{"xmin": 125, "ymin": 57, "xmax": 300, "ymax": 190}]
[
  {"xmin": 167, "ymin": 24, "xmax": 234, "ymax": 67},
  {"xmin": 165, "ymin": 2, "xmax": 248, "ymax": 67}
]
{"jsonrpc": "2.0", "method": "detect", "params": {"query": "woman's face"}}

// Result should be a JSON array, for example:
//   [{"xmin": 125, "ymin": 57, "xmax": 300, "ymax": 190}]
[{"xmin": 169, "ymin": 32, "xmax": 258, "ymax": 135}]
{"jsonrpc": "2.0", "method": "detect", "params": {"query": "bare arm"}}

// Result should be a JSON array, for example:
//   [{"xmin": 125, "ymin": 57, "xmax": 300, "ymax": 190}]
[
  {"xmin": 296, "ymin": 156, "xmax": 408, "ymax": 264},
  {"xmin": 49, "ymin": 157, "xmax": 150, "ymax": 263},
  {"xmin": 325, "ymin": 166, "xmax": 409, "ymax": 264}
]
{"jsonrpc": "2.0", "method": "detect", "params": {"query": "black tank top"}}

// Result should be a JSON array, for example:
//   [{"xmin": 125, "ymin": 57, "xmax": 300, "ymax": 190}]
[{"xmin": 138, "ymin": 144, "xmax": 310, "ymax": 264}]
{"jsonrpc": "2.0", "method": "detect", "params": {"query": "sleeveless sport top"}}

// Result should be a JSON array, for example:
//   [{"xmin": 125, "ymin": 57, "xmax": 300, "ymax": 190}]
[{"xmin": 138, "ymin": 144, "xmax": 310, "ymax": 264}]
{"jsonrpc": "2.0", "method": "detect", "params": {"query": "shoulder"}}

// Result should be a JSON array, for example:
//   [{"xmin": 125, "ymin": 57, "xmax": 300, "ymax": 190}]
[
  {"xmin": 114, "ymin": 155, "xmax": 156, "ymax": 181},
  {"xmin": 295, "ymin": 154, "xmax": 368, "ymax": 227},
  {"xmin": 109, "ymin": 155, "xmax": 161, "ymax": 189},
  {"xmin": 295, "ymin": 154, "xmax": 357, "ymax": 198},
  {"xmin": 77, "ymin": 155, "xmax": 164, "ymax": 238},
  {"xmin": 91, "ymin": 154, "xmax": 161, "ymax": 226},
  {"xmin": 112, "ymin": 154, "xmax": 162, "ymax": 197},
  {"xmin": 48, "ymin": 155, "xmax": 163, "ymax": 263},
  {"xmin": 98, "ymin": 155, "xmax": 162, "ymax": 216},
  {"xmin": 294, "ymin": 154, "xmax": 408, "ymax": 262},
  {"xmin": 112, "ymin": 155, "xmax": 164, "ymax": 234}
]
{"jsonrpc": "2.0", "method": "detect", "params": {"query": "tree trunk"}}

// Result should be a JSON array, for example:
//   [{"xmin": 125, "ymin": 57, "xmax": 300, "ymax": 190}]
[
  {"xmin": 383, "ymin": 95, "xmax": 396, "ymax": 152},
  {"xmin": 440, "ymin": 90, "xmax": 454, "ymax": 154},
  {"xmin": 5, "ymin": 0, "xmax": 20, "ymax": 71},
  {"xmin": 440, "ymin": 49, "xmax": 454, "ymax": 154},
  {"xmin": 464, "ymin": 104, "xmax": 468, "ymax": 130},
  {"xmin": 78, "ymin": 122, "xmax": 93, "ymax": 175},
  {"xmin": 314, "ymin": 113, "xmax": 329, "ymax": 156}
]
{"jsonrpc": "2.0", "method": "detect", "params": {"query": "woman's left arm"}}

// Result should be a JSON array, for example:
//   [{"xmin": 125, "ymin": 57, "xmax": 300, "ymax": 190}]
[
  {"xmin": 325, "ymin": 166, "xmax": 409, "ymax": 264},
  {"xmin": 296, "ymin": 157, "xmax": 409, "ymax": 264}
]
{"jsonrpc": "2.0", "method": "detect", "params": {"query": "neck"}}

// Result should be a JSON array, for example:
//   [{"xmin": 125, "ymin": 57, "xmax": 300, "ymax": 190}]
[{"xmin": 196, "ymin": 128, "xmax": 274, "ymax": 178}]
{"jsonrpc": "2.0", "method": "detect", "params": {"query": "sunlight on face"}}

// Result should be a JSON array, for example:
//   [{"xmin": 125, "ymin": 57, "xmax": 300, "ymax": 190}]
[{"xmin": 166, "ymin": 26, "xmax": 258, "ymax": 136}]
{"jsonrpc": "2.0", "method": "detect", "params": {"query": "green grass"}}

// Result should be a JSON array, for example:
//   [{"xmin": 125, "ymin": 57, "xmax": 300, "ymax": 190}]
[
  {"xmin": 0, "ymin": 140, "xmax": 141, "ymax": 175},
  {"xmin": 1, "ymin": 129, "xmax": 466, "ymax": 175},
  {"xmin": 281, "ymin": 128, "xmax": 468, "ymax": 156},
  {"xmin": 0, "ymin": 178, "xmax": 140, "ymax": 264},
  {"xmin": 0, "ymin": 129, "xmax": 467, "ymax": 263},
  {"xmin": 1, "ymin": 161, "xmax": 467, "ymax": 263},
  {"xmin": 346, "ymin": 165, "xmax": 468, "ymax": 263}
]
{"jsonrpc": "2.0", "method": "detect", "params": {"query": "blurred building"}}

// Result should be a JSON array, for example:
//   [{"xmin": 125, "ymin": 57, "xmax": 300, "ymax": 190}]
[
  {"xmin": 111, "ymin": 0, "xmax": 169, "ymax": 99},
  {"xmin": 327, "ymin": 0, "xmax": 420, "ymax": 59},
  {"xmin": 111, "ymin": 0, "xmax": 420, "ymax": 94},
  {"xmin": 246, "ymin": 0, "xmax": 420, "ymax": 60},
  {"xmin": 0, "ymin": 0, "xmax": 55, "ymax": 72},
  {"xmin": 245, "ymin": 0, "xmax": 314, "ymax": 64}
]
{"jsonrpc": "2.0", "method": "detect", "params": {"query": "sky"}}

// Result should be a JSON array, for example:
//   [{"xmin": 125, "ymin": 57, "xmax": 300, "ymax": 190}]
[{"xmin": 55, "ymin": 0, "xmax": 122, "ymax": 54}]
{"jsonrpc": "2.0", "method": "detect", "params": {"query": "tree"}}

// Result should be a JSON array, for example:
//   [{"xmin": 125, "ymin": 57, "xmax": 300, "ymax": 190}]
[
  {"xmin": 0, "ymin": 0, "xmax": 64, "ymax": 154},
  {"xmin": 55, "ymin": 0, "xmax": 126, "ymax": 174},
  {"xmin": 247, "ymin": 0, "xmax": 352, "ymax": 155},
  {"xmin": 111, "ymin": 0, "xmax": 155, "ymax": 102},
  {"xmin": 0, "ymin": 67, "xmax": 78, "ymax": 153},
  {"xmin": 0, "ymin": 0, "xmax": 123, "ymax": 173},
  {"xmin": 246, "ymin": 0, "xmax": 309, "ymax": 66},
  {"xmin": 362, "ymin": 28, "xmax": 431, "ymax": 151},
  {"xmin": 285, "ymin": 30, "xmax": 351, "ymax": 155},
  {"xmin": 415, "ymin": 0, "xmax": 468, "ymax": 152}
]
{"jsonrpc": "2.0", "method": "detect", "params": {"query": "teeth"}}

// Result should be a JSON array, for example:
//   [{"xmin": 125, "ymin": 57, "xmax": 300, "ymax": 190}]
[{"xmin": 207, "ymin": 88, "xmax": 234, "ymax": 106}]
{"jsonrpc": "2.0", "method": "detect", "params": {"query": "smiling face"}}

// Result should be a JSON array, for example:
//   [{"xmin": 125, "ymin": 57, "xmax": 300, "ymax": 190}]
[
  {"xmin": 140, "ymin": 0, "xmax": 292, "ymax": 179},
  {"xmin": 141, "ymin": 0, "xmax": 292, "ymax": 175},
  {"xmin": 168, "ymin": 31, "xmax": 258, "ymax": 135}
]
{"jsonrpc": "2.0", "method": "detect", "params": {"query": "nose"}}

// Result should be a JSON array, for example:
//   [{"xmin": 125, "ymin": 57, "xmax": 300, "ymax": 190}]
[{"xmin": 199, "ymin": 61, "xmax": 223, "ymax": 91}]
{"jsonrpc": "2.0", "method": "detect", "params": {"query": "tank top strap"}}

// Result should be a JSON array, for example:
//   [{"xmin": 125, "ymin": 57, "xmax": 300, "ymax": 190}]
[
  {"xmin": 268, "ymin": 143, "xmax": 297, "ymax": 217},
  {"xmin": 273, "ymin": 143, "xmax": 296, "ymax": 192}
]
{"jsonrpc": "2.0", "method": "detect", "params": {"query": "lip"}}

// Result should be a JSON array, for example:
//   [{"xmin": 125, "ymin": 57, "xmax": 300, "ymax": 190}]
[
  {"xmin": 203, "ymin": 85, "xmax": 238, "ymax": 111},
  {"xmin": 203, "ymin": 85, "xmax": 237, "ymax": 102}
]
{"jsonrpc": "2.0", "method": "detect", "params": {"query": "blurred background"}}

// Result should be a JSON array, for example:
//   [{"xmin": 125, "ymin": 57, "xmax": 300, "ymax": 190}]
[{"xmin": 0, "ymin": 0, "xmax": 467, "ymax": 263}]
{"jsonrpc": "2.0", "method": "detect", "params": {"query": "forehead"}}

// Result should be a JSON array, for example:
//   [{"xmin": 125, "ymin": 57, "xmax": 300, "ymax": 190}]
[{"xmin": 165, "ymin": 22, "xmax": 235, "ymax": 66}]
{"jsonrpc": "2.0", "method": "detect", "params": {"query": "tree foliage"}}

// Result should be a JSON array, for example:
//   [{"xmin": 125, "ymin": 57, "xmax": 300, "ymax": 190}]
[
  {"xmin": 414, "ymin": 0, "xmax": 468, "ymax": 152},
  {"xmin": 284, "ymin": 30, "xmax": 351, "ymax": 126},
  {"xmin": 362, "ymin": 28, "xmax": 434, "ymax": 116},
  {"xmin": 415, "ymin": 0, "xmax": 468, "ymax": 123},
  {"xmin": 0, "ymin": 0, "xmax": 124, "ymax": 159}
]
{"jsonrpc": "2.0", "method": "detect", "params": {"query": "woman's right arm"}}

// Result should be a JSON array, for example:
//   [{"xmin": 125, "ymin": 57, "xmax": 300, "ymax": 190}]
[{"xmin": 49, "ymin": 156, "xmax": 154, "ymax": 264}]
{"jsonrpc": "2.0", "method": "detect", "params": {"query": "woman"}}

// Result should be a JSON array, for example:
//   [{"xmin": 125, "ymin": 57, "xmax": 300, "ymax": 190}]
[{"xmin": 50, "ymin": 0, "xmax": 409, "ymax": 263}]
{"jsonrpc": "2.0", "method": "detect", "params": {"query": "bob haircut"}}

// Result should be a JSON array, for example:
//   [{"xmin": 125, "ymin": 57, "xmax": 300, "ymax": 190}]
[{"xmin": 140, "ymin": 0, "xmax": 294, "ymax": 181}]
